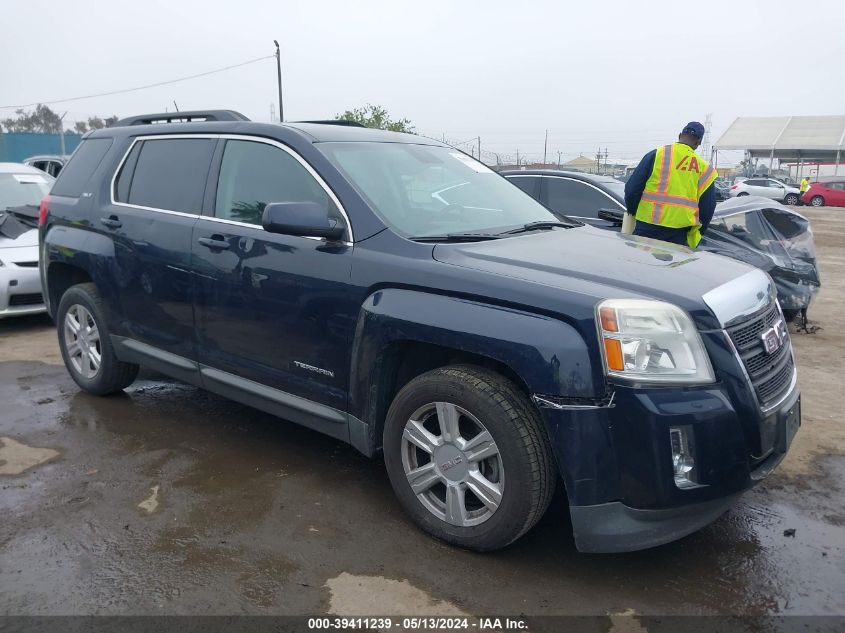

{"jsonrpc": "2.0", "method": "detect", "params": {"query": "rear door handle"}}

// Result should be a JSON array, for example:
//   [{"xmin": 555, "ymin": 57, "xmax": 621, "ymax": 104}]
[
  {"xmin": 197, "ymin": 235, "xmax": 231, "ymax": 250},
  {"xmin": 100, "ymin": 216, "xmax": 122, "ymax": 229}
]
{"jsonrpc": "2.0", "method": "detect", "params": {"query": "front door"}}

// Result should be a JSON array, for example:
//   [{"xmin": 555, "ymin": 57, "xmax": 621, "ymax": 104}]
[{"xmin": 192, "ymin": 138, "xmax": 355, "ymax": 413}]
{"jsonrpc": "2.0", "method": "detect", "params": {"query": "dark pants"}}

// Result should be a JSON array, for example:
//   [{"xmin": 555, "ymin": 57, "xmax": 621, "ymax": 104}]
[{"xmin": 633, "ymin": 221, "xmax": 689, "ymax": 246}]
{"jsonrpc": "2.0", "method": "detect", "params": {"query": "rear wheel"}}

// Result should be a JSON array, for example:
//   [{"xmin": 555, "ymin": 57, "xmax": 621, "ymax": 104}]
[
  {"xmin": 383, "ymin": 365, "xmax": 555, "ymax": 551},
  {"xmin": 810, "ymin": 195, "xmax": 825, "ymax": 207},
  {"xmin": 57, "ymin": 283, "xmax": 139, "ymax": 395},
  {"xmin": 784, "ymin": 193, "xmax": 799, "ymax": 205}
]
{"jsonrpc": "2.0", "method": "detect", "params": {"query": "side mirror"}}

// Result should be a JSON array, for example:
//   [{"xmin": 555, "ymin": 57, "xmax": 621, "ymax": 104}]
[
  {"xmin": 598, "ymin": 208, "xmax": 624, "ymax": 224},
  {"xmin": 262, "ymin": 201, "xmax": 345, "ymax": 241}
]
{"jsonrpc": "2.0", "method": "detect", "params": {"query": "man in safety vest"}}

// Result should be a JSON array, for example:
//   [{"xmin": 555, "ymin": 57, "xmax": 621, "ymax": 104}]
[
  {"xmin": 624, "ymin": 121, "xmax": 717, "ymax": 248},
  {"xmin": 800, "ymin": 177, "xmax": 810, "ymax": 195}
]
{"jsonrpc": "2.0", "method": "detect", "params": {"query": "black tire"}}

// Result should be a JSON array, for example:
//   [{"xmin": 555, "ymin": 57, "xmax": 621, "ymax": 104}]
[
  {"xmin": 383, "ymin": 365, "xmax": 556, "ymax": 551},
  {"xmin": 810, "ymin": 195, "xmax": 825, "ymax": 207},
  {"xmin": 56, "ymin": 282, "xmax": 139, "ymax": 395},
  {"xmin": 784, "ymin": 193, "xmax": 799, "ymax": 205},
  {"xmin": 737, "ymin": 192, "xmax": 750, "ymax": 197}
]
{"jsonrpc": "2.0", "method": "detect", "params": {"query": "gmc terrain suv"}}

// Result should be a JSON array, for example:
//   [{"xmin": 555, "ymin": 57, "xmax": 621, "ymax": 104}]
[{"xmin": 39, "ymin": 111, "xmax": 800, "ymax": 552}]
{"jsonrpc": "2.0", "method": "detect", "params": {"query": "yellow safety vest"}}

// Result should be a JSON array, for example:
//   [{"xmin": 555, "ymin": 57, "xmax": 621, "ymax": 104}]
[{"xmin": 635, "ymin": 143, "xmax": 717, "ymax": 248}]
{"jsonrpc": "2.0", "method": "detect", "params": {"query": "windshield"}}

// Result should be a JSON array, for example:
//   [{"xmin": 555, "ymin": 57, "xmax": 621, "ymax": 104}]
[
  {"xmin": 0, "ymin": 172, "xmax": 53, "ymax": 209},
  {"xmin": 319, "ymin": 142, "xmax": 560, "ymax": 237}
]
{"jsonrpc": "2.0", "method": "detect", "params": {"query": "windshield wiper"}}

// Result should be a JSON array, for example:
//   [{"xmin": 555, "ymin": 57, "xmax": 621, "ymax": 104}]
[
  {"xmin": 409, "ymin": 232, "xmax": 504, "ymax": 243},
  {"xmin": 499, "ymin": 220, "xmax": 578, "ymax": 235}
]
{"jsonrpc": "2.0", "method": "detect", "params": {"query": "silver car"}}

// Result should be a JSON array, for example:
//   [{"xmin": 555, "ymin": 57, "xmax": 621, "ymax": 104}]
[
  {"xmin": 0, "ymin": 163, "xmax": 54, "ymax": 318},
  {"xmin": 730, "ymin": 177, "xmax": 801, "ymax": 205}
]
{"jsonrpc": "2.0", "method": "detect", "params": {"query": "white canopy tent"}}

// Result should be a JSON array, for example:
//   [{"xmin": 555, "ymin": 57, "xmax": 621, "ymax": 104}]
[{"xmin": 714, "ymin": 115, "xmax": 845, "ymax": 177}]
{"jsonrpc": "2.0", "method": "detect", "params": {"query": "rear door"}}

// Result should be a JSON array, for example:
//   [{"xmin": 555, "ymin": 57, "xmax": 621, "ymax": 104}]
[
  {"xmin": 827, "ymin": 182, "xmax": 845, "ymax": 205},
  {"xmin": 191, "ymin": 137, "xmax": 354, "ymax": 414},
  {"xmin": 104, "ymin": 136, "xmax": 215, "ymax": 366}
]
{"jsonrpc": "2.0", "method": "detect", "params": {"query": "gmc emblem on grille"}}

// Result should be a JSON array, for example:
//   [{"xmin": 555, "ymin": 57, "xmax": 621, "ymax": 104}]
[{"xmin": 761, "ymin": 319, "xmax": 788, "ymax": 354}]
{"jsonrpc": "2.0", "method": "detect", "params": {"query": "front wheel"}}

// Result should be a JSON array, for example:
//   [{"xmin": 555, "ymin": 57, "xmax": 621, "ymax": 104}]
[
  {"xmin": 784, "ymin": 193, "xmax": 800, "ymax": 205},
  {"xmin": 810, "ymin": 195, "xmax": 825, "ymax": 207},
  {"xmin": 383, "ymin": 365, "xmax": 556, "ymax": 551},
  {"xmin": 57, "ymin": 283, "xmax": 139, "ymax": 395},
  {"xmin": 737, "ymin": 191, "xmax": 750, "ymax": 197}
]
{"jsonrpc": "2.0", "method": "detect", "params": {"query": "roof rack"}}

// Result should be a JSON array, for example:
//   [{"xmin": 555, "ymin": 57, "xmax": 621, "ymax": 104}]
[
  {"xmin": 295, "ymin": 120, "xmax": 366, "ymax": 128},
  {"xmin": 112, "ymin": 110, "xmax": 250, "ymax": 127}
]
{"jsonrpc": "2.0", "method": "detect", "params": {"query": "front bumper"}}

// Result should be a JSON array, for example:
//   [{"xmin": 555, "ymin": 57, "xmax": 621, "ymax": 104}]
[
  {"xmin": 536, "ymin": 378, "xmax": 800, "ymax": 553},
  {"xmin": 0, "ymin": 264, "xmax": 46, "ymax": 318}
]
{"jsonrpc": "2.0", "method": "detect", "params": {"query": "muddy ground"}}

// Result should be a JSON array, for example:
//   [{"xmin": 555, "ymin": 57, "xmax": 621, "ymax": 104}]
[{"xmin": 1, "ymin": 207, "xmax": 843, "ymax": 619}]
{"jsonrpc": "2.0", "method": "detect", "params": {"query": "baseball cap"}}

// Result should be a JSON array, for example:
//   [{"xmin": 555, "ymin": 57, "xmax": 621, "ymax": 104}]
[{"xmin": 682, "ymin": 121, "xmax": 705, "ymax": 138}]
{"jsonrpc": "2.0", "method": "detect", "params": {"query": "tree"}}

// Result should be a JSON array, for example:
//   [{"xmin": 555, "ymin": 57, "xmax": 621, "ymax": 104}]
[
  {"xmin": 1, "ymin": 104, "xmax": 63, "ymax": 133},
  {"xmin": 336, "ymin": 104, "xmax": 414, "ymax": 133},
  {"xmin": 0, "ymin": 105, "xmax": 119, "ymax": 134}
]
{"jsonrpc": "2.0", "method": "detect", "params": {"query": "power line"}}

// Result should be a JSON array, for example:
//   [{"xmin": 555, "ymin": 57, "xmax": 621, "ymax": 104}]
[{"xmin": 0, "ymin": 54, "xmax": 275, "ymax": 110}]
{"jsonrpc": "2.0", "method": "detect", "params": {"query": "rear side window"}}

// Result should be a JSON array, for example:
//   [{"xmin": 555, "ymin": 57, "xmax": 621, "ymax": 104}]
[
  {"xmin": 51, "ymin": 138, "xmax": 113, "ymax": 197},
  {"xmin": 119, "ymin": 138, "xmax": 215, "ymax": 213}
]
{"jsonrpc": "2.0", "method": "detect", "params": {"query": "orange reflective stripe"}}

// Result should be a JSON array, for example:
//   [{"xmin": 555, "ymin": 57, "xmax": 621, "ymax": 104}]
[
  {"xmin": 698, "ymin": 165, "xmax": 716, "ymax": 189},
  {"xmin": 641, "ymin": 192, "xmax": 698, "ymax": 209},
  {"xmin": 657, "ymin": 144, "xmax": 673, "ymax": 193}
]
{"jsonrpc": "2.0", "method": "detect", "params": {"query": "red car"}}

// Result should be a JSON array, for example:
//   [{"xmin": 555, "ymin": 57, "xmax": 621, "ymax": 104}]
[{"xmin": 801, "ymin": 181, "xmax": 845, "ymax": 207}]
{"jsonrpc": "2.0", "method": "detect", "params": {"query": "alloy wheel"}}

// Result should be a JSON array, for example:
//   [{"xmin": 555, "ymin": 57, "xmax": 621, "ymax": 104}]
[
  {"xmin": 63, "ymin": 304, "xmax": 102, "ymax": 379},
  {"xmin": 401, "ymin": 401, "xmax": 504, "ymax": 527}
]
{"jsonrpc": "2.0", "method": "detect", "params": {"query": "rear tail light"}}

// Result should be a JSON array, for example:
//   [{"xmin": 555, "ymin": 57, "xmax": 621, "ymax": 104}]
[
  {"xmin": 730, "ymin": 185, "xmax": 737, "ymax": 190},
  {"xmin": 38, "ymin": 196, "xmax": 50, "ymax": 226}
]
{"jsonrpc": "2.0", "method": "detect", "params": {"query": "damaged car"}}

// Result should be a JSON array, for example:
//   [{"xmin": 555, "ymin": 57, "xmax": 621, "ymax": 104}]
[
  {"xmin": 0, "ymin": 163, "xmax": 53, "ymax": 317},
  {"xmin": 502, "ymin": 170, "xmax": 820, "ymax": 324}
]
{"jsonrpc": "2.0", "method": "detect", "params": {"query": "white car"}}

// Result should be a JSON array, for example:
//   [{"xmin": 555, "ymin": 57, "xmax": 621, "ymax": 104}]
[
  {"xmin": 0, "ymin": 163, "xmax": 54, "ymax": 318},
  {"xmin": 729, "ymin": 177, "xmax": 801, "ymax": 205}
]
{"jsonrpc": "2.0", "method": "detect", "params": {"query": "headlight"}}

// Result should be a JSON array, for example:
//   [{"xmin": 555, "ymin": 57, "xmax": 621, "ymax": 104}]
[{"xmin": 597, "ymin": 299, "xmax": 714, "ymax": 384}]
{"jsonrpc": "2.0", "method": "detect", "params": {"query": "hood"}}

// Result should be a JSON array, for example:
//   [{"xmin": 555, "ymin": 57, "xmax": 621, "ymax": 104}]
[
  {"xmin": 0, "ymin": 227, "xmax": 38, "ymax": 248},
  {"xmin": 433, "ymin": 225, "xmax": 755, "ymax": 326}
]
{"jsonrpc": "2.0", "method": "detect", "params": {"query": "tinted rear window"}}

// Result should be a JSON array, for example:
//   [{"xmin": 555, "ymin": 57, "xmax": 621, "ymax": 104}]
[
  {"xmin": 50, "ymin": 138, "xmax": 113, "ymax": 197},
  {"xmin": 124, "ymin": 138, "xmax": 215, "ymax": 213}
]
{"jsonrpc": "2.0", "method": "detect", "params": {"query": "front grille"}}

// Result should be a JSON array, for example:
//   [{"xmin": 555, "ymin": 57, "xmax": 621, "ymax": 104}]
[
  {"xmin": 8, "ymin": 293, "xmax": 44, "ymax": 307},
  {"xmin": 727, "ymin": 302, "xmax": 794, "ymax": 408}
]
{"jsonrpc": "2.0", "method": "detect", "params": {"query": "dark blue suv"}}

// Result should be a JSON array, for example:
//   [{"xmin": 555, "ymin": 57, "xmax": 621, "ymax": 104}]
[{"xmin": 38, "ymin": 111, "xmax": 800, "ymax": 553}]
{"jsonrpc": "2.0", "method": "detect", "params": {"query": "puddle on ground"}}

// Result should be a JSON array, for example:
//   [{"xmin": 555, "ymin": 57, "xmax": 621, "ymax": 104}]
[
  {"xmin": 0, "ymin": 436, "xmax": 59, "ymax": 475},
  {"xmin": 138, "ymin": 484, "xmax": 160, "ymax": 513},
  {"xmin": 324, "ymin": 572, "xmax": 469, "ymax": 616}
]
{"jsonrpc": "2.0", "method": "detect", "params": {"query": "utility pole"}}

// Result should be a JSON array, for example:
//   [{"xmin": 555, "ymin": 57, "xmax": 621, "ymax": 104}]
[
  {"xmin": 516, "ymin": 149, "xmax": 520, "ymax": 167},
  {"xmin": 273, "ymin": 40, "xmax": 284, "ymax": 122},
  {"xmin": 604, "ymin": 147, "xmax": 608, "ymax": 175},
  {"xmin": 557, "ymin": 150, "xmax": 562, "ymax": 168},
  {"xmin": 270, "ymin": 103, "xmax": 276, "ymax": 122},
  {"xmin": 59, "ymin": 112, "xmax": 67, "ymax": 156},
  {"xmin": 477, "ymin": 136, "xmax": 481, "ymax": 163},
  {"xmin": 543, "ymin": 129, "xmax": 548, "ymax": 165}
]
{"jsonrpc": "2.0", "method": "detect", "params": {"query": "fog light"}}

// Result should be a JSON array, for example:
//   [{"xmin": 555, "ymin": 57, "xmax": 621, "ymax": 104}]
[{"xmin": 669, "ymin": 426, "xmax": 697, "ymax": 488}]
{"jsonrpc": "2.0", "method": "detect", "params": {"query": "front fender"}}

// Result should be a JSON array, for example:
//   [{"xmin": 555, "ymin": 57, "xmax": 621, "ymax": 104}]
[{"xmin": 348, "ymin": 288, "xmax": 599, "ymax": 452}]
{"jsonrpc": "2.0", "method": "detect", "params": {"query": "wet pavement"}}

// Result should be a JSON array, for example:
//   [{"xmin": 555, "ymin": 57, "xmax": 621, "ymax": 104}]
[{"xmin": 1, "ymin": 207, "xmax": 844, "ymax": 618}]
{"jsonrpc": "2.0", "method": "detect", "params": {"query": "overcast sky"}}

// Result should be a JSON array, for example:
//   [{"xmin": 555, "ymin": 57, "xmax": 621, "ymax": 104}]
[{"xmin": 2, "ymin": 0, "xmax": 842, "ymax": 165}]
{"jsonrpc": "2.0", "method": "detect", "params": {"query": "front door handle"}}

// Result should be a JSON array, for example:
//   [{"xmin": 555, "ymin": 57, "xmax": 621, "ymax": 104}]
[
  {"xmin": 197, "ymin": 235, "xmax": 231, "ymax": 250},
  {"xmin": 100, "ymin": 216, "xmax": 122, "ymax": 229}
]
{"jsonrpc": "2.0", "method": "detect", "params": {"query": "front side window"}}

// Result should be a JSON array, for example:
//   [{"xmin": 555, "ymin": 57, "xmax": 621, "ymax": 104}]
[
  {"xmin": 123, "ymin": 138, "xmax": 215, "ymax": 213},
  {"xmin": 543, "ymin": 177, "xmax": 618, "ymax": 219},
  {"xmin": 214, "ymin": 140, "xmax": 336, "ymax": 226},
  {"xmin": 319, "ymin": 142, "xmax": 559, "ymax": 237}
]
